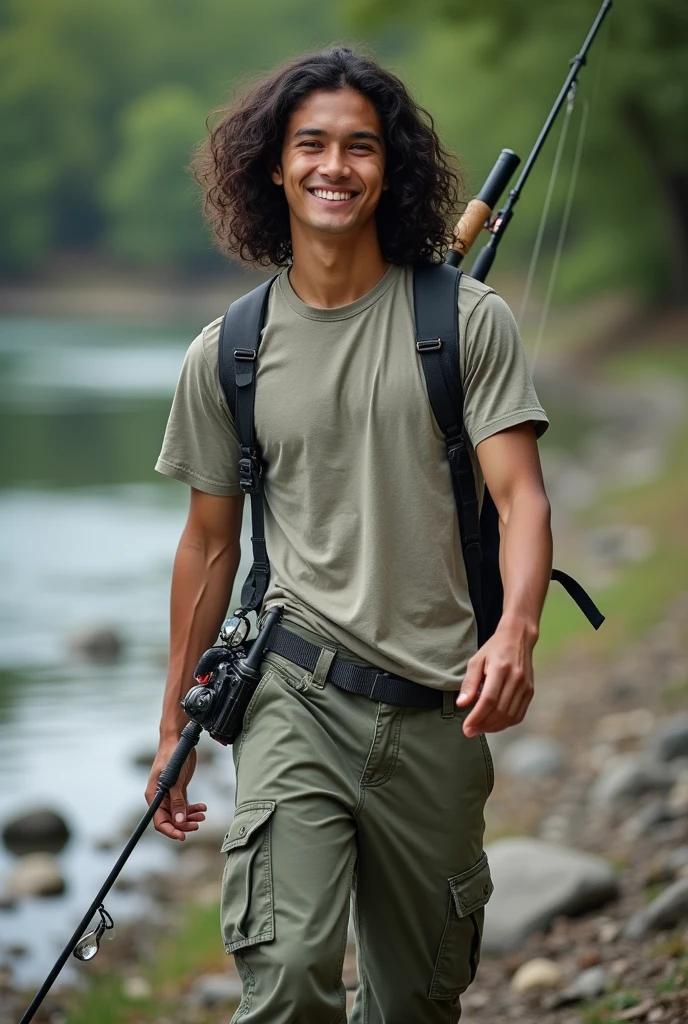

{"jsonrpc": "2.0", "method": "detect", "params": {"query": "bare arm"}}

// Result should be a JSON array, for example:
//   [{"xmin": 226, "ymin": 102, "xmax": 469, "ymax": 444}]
[
  {"xmin": 457, "ymin": 423, "xmax": 552, "ymax": 736},
  {"xmin": 146, "ymin": 487, "xmax": 244, "ymax": 839}
]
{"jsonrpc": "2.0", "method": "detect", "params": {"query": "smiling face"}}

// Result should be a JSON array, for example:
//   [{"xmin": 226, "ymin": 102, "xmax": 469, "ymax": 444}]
[{"xmin": 271, "ymin": 87, "xmax": 387, "ymax": 243}]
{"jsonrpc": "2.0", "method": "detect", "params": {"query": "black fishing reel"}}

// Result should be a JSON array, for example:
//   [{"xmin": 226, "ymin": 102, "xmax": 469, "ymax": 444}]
[{"xmin": 181, "ymin": 607, "xmax": 281, "ymax": 745}]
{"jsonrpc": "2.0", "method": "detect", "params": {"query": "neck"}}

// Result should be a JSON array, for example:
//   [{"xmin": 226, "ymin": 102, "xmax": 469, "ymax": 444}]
[{"xmin": 287, "ymin": 222, "xmax": 391, "ymax": 308}]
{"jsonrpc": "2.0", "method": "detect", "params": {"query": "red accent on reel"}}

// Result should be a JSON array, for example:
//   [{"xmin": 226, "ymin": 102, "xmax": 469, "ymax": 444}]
[{"xmin": 195, "ymin": 673, "xmax": 213, "ymax": 685}]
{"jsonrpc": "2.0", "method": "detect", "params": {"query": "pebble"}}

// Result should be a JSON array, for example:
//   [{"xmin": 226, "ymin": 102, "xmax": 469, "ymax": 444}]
[
  {"xmin": 5, "ymin": 853, "xmax": 65, "ymax": 898},
  {"xmin": 557, "ymin": 965, "xmax": 608, "ymax": 1004},
  {"xmin": 624, "ymin": 877, "xmax": 688, "ymax": 940},
  {"xmin": 597, "ymin": 918, "xmax": 621, "ymax": 943},
  {"xmin": 510, "ymin": 957, "xmax": 563, "ymax": 994},
  {"xmin": 122, "ymin": 976, "xmax": 151, "ymax": 1000},
  {"xmin": 654, "ymin": 715, "xmax": 688, "ymax": 762},
  {"xmin": 499, "ymin": 736, "xmax": 566, "ymax": 781},
  {"xmin": 589, "ymin": 754, "xmax": 673, "ymax": 813}
]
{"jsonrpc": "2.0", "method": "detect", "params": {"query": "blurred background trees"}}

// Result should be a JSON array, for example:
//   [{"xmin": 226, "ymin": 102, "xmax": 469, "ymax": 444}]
[{"xmin": 0, "ymin": 0, "xmax": 686, "ymax": 305}]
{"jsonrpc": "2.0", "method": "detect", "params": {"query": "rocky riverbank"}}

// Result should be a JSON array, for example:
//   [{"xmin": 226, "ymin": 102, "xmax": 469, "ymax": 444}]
[{"xmin": 2, "ymin": 594, "xmax": 687, "ymax": 1024}]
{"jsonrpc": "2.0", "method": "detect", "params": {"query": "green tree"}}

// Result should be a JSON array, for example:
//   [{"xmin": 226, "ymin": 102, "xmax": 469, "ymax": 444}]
[
  {"xmin": 352, "ymin": 0, "xmax": 688, "ymax": 304},
  {"xmin": 103, "ymin": 86, "xmax": 212, "ymax": 268}
]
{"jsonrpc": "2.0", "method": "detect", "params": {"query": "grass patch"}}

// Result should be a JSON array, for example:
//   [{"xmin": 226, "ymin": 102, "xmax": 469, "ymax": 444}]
[
  {"xmin": 536, "ymin": 346, "xmax": 688, "ymax": 665},
  {"xmin": 580, "ymin": 989, "xmax": 644, "ymax": 1024},
  {"xmin": 63, "ymin": 898, "xmax": 233, "ymax": 1024}
]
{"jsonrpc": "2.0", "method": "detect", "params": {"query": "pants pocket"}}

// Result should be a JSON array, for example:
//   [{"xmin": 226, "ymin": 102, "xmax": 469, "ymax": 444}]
[
  {"xmin": 220, "ymin": 800, "xmax": 276, "ymax": 954},
  {"xmin": 429, "ymin": 851, "xmax": 494, "ymax": 1000},
  {"xmin": 479, "ymin": 734, "xmax": 495, "ymax": 795}
]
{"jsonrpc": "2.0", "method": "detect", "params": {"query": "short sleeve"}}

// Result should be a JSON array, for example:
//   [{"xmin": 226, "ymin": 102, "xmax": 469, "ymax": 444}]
[
  {"xmin": 155, "ymin": 325, "xmax": 241, "ymax": 495},
  {"xmin": 461, "ymin": 290, "xmax": 549, "ymax": 448}
]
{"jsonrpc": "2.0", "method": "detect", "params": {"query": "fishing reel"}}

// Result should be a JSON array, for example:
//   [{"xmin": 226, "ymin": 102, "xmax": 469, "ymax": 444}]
[{"xmin": 181, "ymin": 607, "xmax": 280, "ymax": 745}]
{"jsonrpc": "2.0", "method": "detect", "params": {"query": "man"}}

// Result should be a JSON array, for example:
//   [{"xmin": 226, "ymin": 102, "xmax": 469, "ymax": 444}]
[{"xmin": 146, "ymin": 46, "xmax": 552, "ymax": 1023}]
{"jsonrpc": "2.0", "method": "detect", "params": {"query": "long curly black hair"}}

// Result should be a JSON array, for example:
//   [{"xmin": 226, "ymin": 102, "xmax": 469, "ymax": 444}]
[{"xmin": 193, "ymin": 46, "xmax": 464, "ymax": 267}]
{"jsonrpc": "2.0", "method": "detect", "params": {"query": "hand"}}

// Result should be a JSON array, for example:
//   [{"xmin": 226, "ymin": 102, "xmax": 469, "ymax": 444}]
[
  {"xmin": 456, "ymin": 622, "xmax": 535, "ymax": 738},
  {"xmin": 145, "ymin": 741, "xmax": 207, "ymax": 841}
]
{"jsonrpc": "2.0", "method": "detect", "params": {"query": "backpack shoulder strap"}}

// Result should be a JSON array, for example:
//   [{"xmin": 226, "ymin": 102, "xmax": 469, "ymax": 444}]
[
  {"xmin": 217, "ymin": 275, "xmax": 277, "ymax": 614},
  {"xmin": 218, "ymin": 275, "xmax": 277, "ymax": 423},
  {"xmin": 413, "ymin": 262, "xmax": 486, "ymax": 639},
  {"xmin": 412, "ymin": 262, "xmax": 464, "ymax": 441}
]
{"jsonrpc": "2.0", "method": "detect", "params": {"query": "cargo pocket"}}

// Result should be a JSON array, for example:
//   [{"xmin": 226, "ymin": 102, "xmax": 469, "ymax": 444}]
[
  {"xmin": 220, "ymin": 800, "xmax": 276, "ymax": 954},
  {"xmin": 429, "ymin": 852, "xmax": 493, "ymax": 1000}
]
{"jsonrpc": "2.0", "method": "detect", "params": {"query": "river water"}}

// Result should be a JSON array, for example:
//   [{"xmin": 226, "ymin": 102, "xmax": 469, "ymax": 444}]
[
  {"xmin": 0, "ymin": 313, "xmax": 592, "ymax": 990},
  {"xmin": 0, "ymin": 315, "xmax": 257, "ymax": 989}
]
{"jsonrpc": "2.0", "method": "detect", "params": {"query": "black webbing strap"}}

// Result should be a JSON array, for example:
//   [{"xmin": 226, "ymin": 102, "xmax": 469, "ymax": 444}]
[
  {"xmin": 218, "ymin": 276, "xmax": 277, "ymax": 613},
  {"xmin": 413, "ymin": 263, "xmax": 486, "ymax": 640},
  {"xmin": 265, "ymin": 624, "xmax": 443, "ymax": 708},
  {"xmin": 551, "ymin": 569, "xmax": 605, "ymax": 629},
  {"xmin": 414, "ymin": 262, "xmax": 604, "ymax": 637}
]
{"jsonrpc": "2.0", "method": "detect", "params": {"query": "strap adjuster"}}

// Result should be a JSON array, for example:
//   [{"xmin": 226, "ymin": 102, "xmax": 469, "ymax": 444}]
[
  {"xmin": 234, "ymin": 348, "xmax": 257, "ymax": 361},
  {"xmin": 416, "ymin": 339, "xmax": 442, "ymax": 352},
  {"xmin": 238, "ymin": 455, "xmax": 260, "ymax": 493}
]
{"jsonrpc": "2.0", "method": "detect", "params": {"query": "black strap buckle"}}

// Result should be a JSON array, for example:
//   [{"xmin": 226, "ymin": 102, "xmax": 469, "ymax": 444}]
[
  {"xmin": 238, "ymin": 454, "xmax": 260, "ymax": 494},
  {"xmin": 416, "ymin": 339, "xmax": 442, "ymax": 352},
  {"xmin": 233, "ymin": 348, "xmax": 257, "ymax": 361}
]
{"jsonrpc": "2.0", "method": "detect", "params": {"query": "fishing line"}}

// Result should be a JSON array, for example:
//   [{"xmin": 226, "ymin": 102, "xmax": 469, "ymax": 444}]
[
  {"xmin": 517, "ymin": 87, "xmax": 576, "ymax": 330},
  {"xmin": 530, "ymin": 96, "xmax": 590, "ymax": 372},
  {"xmin": 526, "ymin": 13, "xmax": 612, "ymax": 369}
]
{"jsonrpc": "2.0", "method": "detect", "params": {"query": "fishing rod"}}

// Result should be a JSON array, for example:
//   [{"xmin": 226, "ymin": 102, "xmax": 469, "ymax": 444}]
[
  {"xmin": 17, "ymin": 609, "xmax": 283, "ymax": 1024},
  {"xmin": 447, "ymin": 0, "xmax": 614, "ymax": 282}
]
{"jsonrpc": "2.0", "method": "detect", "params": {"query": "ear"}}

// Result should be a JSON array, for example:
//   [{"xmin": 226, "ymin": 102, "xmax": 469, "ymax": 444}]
[
  {"xmin": 382, "ymin": 177, "xmax": 390, "ymax": 192},
  {"xmin": 271, "ymin": 164, "xmax": 284, "ymax": 186}
]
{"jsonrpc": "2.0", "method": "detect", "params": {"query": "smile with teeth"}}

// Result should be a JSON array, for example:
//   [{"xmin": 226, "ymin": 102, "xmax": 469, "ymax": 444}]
[{"xmin": 309, "ymin": 188, "xmax": 357, "ymax": 202}]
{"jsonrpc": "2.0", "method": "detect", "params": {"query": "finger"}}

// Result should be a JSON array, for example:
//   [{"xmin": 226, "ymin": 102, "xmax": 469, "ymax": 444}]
[
  {"xmin": 185, "ymin": 802, "xmax": 208, "ymax": 813},
  {"xmin": 496, "ymin": 677, "xmax": 521, "ymax": 717},
  {"xmin": 456, "ymin": 652, "xmax": 486, "ymax": 708},
  {"xmin": 463, "ymin": 687, "xmax": 500, "ymax": 736},
  {"xmin": 512, "ymin": 688, "xmax": 534, "ymax": 725},
  {"xmin": 476, "ymin": 709, "xmax": 511, "ymax": 734},
  {"xmin": 153, "ymin": 792, "xmax": 191, "ymax": 840},
  {"xmin": 169, "ymin": 785, "xmax": 189, "ymax": 826},
  {"xmin": 156, "ymin": 820, "xmax": 188, "ymax": 841}
]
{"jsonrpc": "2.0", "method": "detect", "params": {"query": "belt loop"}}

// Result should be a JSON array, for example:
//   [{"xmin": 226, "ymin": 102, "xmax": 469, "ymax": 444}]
[
  {"xmin": 312, "ymin": 646, "xmax": 336, "ymax": 689},
  {"xmin": 442, "ymin": 690, "xmax": 455, "ymax": 718}
]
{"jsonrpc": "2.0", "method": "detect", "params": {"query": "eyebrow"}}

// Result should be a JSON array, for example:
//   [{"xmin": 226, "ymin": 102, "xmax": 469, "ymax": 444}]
[{"xmin": 292, "ymin": 127, "xmax": 382, "ymax": 144}]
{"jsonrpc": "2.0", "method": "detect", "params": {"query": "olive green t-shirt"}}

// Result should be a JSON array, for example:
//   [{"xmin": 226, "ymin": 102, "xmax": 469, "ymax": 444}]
[{"xmin": 156, "ymin": 264, "xmax": 548, "ymax": 689}]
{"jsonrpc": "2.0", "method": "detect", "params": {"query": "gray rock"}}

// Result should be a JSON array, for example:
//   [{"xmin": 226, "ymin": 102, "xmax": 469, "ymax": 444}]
[
  {"xmin": 2, "ymin": 809, "xmax": 71, "ymax": 855},
  {"xmin": 189, "ymin": 972, "xmax": 242, "ymax": 1008},
  {"xmin": 589, "ymin": 755, "xmax": 672, "ymax": 812},
  {"xmin": 483, "ymin": 838, "xmax": 619, "ymax": 954},
  {"xmin": 553, "ymin": 966, "xmax": 608, "ymax": 1006},
  {"xmin": 654, "ymin": 715, "xmax": 688, "ymax": 762},
  {"xmin": 624, "ymin": 877, "xmax": 688, "ymax": 940},
  {"xmin": 5, "ymin": 853, "xmax": 65, "ymax": 898},
  {"xmin": 68, "ymin": 626, "xmax": 124, "ymax": 664},
  {"xmin": 666, "ymin": 845, "xmax": 688, "ymax": 876},
  {"xmin": 500, "ymin": 736, "xmax": 565, "ymax": 781}
]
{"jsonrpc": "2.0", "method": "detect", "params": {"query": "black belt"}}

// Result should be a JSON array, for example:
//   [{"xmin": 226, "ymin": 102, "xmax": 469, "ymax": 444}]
[{"xmin": 263, "ymin": 625, "xmax": 443, "ymax": 709}]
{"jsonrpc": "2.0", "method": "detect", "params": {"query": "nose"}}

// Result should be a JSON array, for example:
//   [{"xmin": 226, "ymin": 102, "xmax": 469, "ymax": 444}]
[{"xmin": 318, "ymin": 144, "xmax": 350, "ymax": 182}]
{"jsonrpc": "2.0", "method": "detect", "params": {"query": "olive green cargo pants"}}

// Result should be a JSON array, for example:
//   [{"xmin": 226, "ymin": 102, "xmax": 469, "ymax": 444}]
[{"xmin": 219, "ymin": 635, "xmax": 494, "ymax": 1023}]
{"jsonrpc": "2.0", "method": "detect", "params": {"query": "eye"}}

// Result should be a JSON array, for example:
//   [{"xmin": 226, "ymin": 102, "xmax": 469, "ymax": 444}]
[{"xmin": 297, "ymin": 140, "xmax": 322, "ymax": 149}]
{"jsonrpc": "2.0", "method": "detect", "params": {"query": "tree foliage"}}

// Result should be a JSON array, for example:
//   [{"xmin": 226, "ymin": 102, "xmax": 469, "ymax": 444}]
[
  {"xmin": 351, "ymin": 0, "xmax": 688, "ymax": 303},
  {"xmin": 0, "ymin": 0, "xmax": 685, "ymax": 304},
  {"xmin": 0, "ymin": 0, "xmax": 351, "ymax": 274}
]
